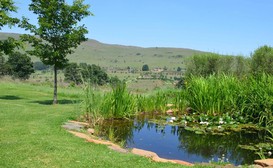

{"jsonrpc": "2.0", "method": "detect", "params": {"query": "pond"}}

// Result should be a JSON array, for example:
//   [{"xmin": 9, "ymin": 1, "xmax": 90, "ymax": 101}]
[{"xmin": 96, "ymin": 115, "xmax": 266, "ymax": 166}]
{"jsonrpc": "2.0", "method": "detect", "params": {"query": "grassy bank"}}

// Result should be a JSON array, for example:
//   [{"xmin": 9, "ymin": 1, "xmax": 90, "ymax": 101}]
[{"xmin": 0, "ymin": 81, "xmax": 192, "ymax": 168}]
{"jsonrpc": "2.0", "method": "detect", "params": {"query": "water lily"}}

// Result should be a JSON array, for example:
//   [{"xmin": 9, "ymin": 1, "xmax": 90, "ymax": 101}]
[
  {"xmin": 268, "ymin": 151, "xmax": 272, "ymax": 156},
  {"xmin": 170, "ymin": 117, "xmax": 176, "ymax": 120}
]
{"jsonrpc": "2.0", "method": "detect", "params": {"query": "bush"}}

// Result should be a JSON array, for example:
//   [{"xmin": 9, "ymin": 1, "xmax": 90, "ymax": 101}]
[
  {"xmin": 142, "ymin": 64, "xmax": 149, "ymax": 71},
  {"xmin": 185, "ymin": 53, "xmax": 249, "ymax": 77},
  {"xmin": 251, "ymin": 45, "xmax": 273, "ymax": 76},
  {"xmin": 6, "ymin": 52, "xmax": 34, "ymax": 80},
  {"xmin": 64, "ymin": 62, "xmax": 111, "ymax": 85}
]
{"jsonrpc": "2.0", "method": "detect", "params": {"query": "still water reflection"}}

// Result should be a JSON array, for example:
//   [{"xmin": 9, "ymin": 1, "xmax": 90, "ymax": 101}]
[{"xmin": 97, "ymin": 116, "xmax": 264, "ymax": 165}]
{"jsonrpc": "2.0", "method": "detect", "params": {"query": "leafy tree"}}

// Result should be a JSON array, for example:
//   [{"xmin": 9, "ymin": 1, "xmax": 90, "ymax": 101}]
[
  {"xmin": 20, "ymin": 0, "xmax": 91, "ymax": 104},
  {"xmin": 64, "ymin": 63, "xmax": 110, "ymax": 86},
  {"xmin": 0, "ymin": 54, "xmax": 7, "ymax": 76},
  {"xmin": 251, "ymin": 45, "xmax": 273, "ymax": 76},
  {"xmin": 6, "ymin": 52, "xmax": 34, "ymax": 80},
  {"xmin": 109, "ymin": 76, "xmax": 122, "ymax": 87},
  {"xmin": 185, "ymin": 53, "xmax": 250, "ymax": 77},
  {"xmin": 177, "ymin": 67, "xmax": 182, "ymax": 72},
  {"xmin": 81, "ymin": 64, "xmax": 109, "ymax": 85},
  {"xmin": 0, "ymin": 0, "xmax": 21, "ymax": 55},
  {"xmin": 142, "ymin": 64, "xmax": 149, "ymax": 71},
  {"xmin": 64, "ymin": 62, "xmax": 81, "ymax": 84}
]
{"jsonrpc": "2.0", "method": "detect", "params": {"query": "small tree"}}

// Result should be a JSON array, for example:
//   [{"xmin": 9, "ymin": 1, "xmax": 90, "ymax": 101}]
[
  {"xmin": 142, "ymin": 64, "xmax": 149, "ymax": 71},
  {"xmin": 64, "ymin": 63, "xmax": 81, "ymax": 84},
  {"xmin": 0, "ymin": 54, "xmax": 7, "ymax": 76},
  {"xmin": 177, "ymin": 67, "xmax": 182, "ymax": 72},
  {"xmin": 20, "ymin": 0, "xmax": 91, "ymax": 104},
  {"xmin": 81, "ymin": 64, "xmax": 109, "ymax": 85},
  {"xmin": 0, "ymin": 0, "xmax": 21, "ymax": 55},
  {"xmin": 251, "ymin": 45, "xmax": 273, "ymax": 75},
  {"xmin": 6, "ymin": 52, "xmax": 34, "ymax": 80}
]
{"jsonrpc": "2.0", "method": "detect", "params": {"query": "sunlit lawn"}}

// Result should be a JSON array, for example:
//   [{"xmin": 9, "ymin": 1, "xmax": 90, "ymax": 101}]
[{"xmin": 0, "ymin": 81, "xmax": 203, "ymax": 168}]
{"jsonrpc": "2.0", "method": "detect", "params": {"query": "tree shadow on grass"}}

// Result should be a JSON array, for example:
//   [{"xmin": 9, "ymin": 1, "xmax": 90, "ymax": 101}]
[
  {"xmin": 0, "ymin": 95, "xmax": 22, "ymax": 100},
  {"xmin": 31, "ymin": 99, "xmax": 81, "ymax": 105}
]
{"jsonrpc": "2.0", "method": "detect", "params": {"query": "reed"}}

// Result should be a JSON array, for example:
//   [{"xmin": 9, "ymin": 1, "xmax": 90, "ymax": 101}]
[
  {"xmin": 82, "ymin": 73, "xmax": 273, "ymax": 129},
  {"xmin": 182, "ymin": 74, "xmax": 273, "ymax": 127},
  {"xmin": 101, "ymin": 82, "xmax": 137, "ymax": 118}
]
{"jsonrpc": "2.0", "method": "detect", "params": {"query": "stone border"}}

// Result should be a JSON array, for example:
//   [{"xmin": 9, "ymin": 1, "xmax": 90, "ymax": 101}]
[
  {"xmin": 64, "ymin": 121, "xmax": 272, "ymax": 167},
  {"xmin": 66, "ymin": 124, "xmax": 193, "ymax": 166}
]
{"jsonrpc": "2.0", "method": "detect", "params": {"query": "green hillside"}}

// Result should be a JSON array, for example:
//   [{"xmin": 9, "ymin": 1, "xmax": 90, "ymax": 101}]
[{"xmin": 0, "ymin": 32, "xmax": 205, "ymax": 71}]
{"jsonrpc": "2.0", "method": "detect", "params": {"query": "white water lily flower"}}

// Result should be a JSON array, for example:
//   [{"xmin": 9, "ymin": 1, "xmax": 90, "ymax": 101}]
[
  {"xmin": 170, "ymin": 117, "xmax": 176, "ymax": 120},
  {"xmin": 268, "ymin": 151, "xmax": 272, "ymax": 156},
  {"xmin": 169, "ymin": 120, "xmax": 173, "ymax": 123}
]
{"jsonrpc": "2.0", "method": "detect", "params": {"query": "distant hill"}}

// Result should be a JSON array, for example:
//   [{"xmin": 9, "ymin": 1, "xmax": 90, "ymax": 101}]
[{"xmin": 0, "ymin": 32, "xmax": 206, "ymax": 70}]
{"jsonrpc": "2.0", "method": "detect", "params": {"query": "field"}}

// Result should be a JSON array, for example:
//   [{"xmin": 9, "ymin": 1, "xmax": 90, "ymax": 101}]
[
  {"xmin": 0, "ymin": 32, "xmax": 204, "ymax": 70},
  {"xmin": 0, "ymin": 81, "xmax": 202, "ymax": 168}
]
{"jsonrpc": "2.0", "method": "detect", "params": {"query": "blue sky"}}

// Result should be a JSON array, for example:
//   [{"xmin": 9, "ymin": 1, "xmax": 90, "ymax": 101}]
[{"xmin": 2, "ymin": 0, "xmax": 273, "ymax": 56}]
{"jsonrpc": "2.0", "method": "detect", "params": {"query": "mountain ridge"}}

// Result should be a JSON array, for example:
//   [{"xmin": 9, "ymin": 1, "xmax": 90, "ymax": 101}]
[{"xmin": 0, "ymin": 32, "xmax": 205, "ymax": 69}]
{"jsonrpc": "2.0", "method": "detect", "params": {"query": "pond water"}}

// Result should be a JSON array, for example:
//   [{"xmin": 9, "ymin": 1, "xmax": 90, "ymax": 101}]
[{"xmin": 97, "ymin": 115, "xmax": 266, "ymax": 165}]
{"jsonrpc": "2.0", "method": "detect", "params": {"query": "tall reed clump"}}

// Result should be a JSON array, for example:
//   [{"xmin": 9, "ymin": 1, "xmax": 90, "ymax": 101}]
[
  {"xmin": 238, "ymin": 74, "xmax": 273, "ymax": 127},
  {"xmin": 82, "ymin": 83, "xmax": 103, "ymax": 126},
  {"xmin": 136, "ymin": 89, "xmax": 179, "ymax": 114},
  {"xmin": 101, "ymin": 82, "xmax": 137, "ymax": 118},
  {"xmin": 185, "ymin": 74, "xmax": 242, "ymax": 116},
  {"xmin": 182, "ymin": 73, "xmax": 273, "ymax": 127}
]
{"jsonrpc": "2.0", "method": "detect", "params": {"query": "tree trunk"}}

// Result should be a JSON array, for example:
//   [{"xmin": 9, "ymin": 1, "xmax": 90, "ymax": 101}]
[{"xmin": 53, "ymin": 65, "xmax": 58, "ymax": 104}]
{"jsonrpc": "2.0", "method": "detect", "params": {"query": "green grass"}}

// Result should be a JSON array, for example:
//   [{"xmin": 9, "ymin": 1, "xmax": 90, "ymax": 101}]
[{"xmin": 0, "ymin": 81, "xmax": 209, "ymax": 168}]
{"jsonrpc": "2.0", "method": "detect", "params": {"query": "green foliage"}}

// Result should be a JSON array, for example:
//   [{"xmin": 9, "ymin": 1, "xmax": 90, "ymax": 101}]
[
  {"xmin": 102, "ymin": 82, "xmax": 137, "ymax": 118},
  {"xmin": 20, "ymin": 0, "xmax": 92, "ymax": 103},
  {"xmin": 185, "ymin": 75, "xmax": 241, "ymax": 116},
  {"xmin": 64, "ymin": 62, "xmax": 110, "ymax": 85},
  {"xmin": 64, "ymin": 62, "xmax": 82, "ymax": 84},
  {"xmin": 251, "ymin": 45, "xmax": 273, "ymax": 76},
  {"xmin": 0, "ymin": 82, "xmax": 184, "ymax": 168},
  {"xmin": 177, "ymin": 66, "xmax": 182, "ymax": 72},
  {"xmin": 0, "ymin": 0, "xmax": 21, "ymax": 55},
  {"xmin": 142, "ymin": 64, "xmax": 149, "ymax": 71},
  {"xmin": 6, "ymin": 52, "xmax": 34, "ymax": 80},
  {"xmin": 109, "ymin": 76, "xmax": 122, "ymax": 87},
  {"xmin": 20, "ymin": 0, "xmax": 91, "ymax": 68},
  {"xmin": 0, "ymin": 54, "xmax": 7, "ymax": 76},
  {"xmin": 186, "ymin": 53, "xmax": 249, "ymax": 77},
  {"xmin": 81, "ymin": 63, "xmax": 109, "ymax": 85},
  {"xmin": 182, "ymin": 74, "xmax": 273, "ymax": 128}
]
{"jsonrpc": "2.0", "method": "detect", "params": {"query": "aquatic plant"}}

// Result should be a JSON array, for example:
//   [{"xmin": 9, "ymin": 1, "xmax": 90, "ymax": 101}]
[
  {"xmin": 81, "ymin": 83, "xmax": 103, "ymax": 126},
  {"xmin": 101, "ymin": 82, "xmax": 137, "ymax": 118}
]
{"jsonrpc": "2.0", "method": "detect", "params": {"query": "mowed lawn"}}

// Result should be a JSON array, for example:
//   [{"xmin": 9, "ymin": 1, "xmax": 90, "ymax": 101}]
[{"xmin": 0, "ymin": 81, "xmax": 193, "ymax": 168}]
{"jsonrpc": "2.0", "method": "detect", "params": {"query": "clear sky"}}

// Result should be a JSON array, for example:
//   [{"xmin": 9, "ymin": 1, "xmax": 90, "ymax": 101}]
[{"xmin": 2, "ymin": 0, "xmax": 273, "ymax": 56}]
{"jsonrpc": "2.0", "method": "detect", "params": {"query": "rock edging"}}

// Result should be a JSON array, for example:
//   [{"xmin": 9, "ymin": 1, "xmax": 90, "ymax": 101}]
[{"xmin": 67, "ymin": 130, "xmax": 193, "ymax": 166}]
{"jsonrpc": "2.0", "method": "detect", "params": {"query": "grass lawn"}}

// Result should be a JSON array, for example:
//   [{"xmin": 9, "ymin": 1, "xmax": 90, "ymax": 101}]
[{"xmin": 0, "ymin": 81, "xmax": 205, "ymax": 168}]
